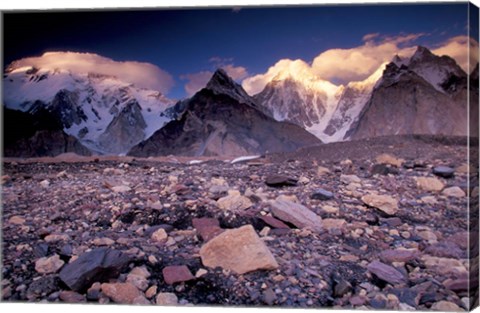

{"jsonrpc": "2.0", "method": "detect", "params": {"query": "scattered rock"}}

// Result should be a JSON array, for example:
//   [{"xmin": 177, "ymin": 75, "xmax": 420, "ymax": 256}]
[
  {"xmin": 44, "ymin": 234, "xmax": 70, "ymax": 243},
  {"xmin": 40, "ymin": 180, "xmax": 50, "ymax": 188},
  {"xmin": 93, "ymin": 237, "xmax": 115, "ymax": 246},
  {"xmin": 379, "ymin": 249, "xmax": 418, "ymax": 263},
  {"xmin": 311, "ymin": 188, "xmax": 334, "ymax": 200},
  {"xmin": 340, "ymin": 174, "xmax": 361, "ymax": 184},
  {"xmin": 265, "ymin": 175, "xmax": 297, "ymax": 187},
  {"xmin": 35, "ymin": 254, "xmax": 65, "ymax": 274},
  {"xmin": 110, "ymin": 185, "xmax": 131, "ymax": 193},
  {"xmin": 162, "ymin": 265, "xmax": 195, "ymax": 285},
  {"xmin": 151, "ymin": 228, "xmax": 168, "ymax": 242},
  {"xmin": 126, "ymin": 266, "xmax": 151, "ymax": 291},
  {"xmin": 376, "ymin": 154, "xmax": 404, "ymax": 167},
  {"xmin": 216, "ymin": 190, "xmax": 252, "ymax": 211},
  {"xmin": 415, "ymin": 177, "xmax": 445, "ymax": 192},
  {"xmin": 145, "ymin": 285, "xmax": 157, "ymax": 299},
  {"xmin": 101, "ymin": 282, "xmax": 149, "ymax": 304},
  {"xmin": 442, "ymin": 186, "xmax": 466, "ymax": 198},
  {"xmin": 424, "ymin": 242, "xmax": 464, "ymax": 259},
  {"xmin": 59, "ymin": 248, "xmax": 130, "ymax": 292},
  {"xmin": 361, "ymin": 194, "xmax": 398, "ymax": 216},
  {"xmin": 199, "ymin": 225, "xmax": 279, "ymax": 274},
  {"xmin": 367, "ymin": 261, "xmax": 406, "ymax": 285},
  {"xmin": 431, "ymin": 300, "xmax": 462, "ymax": 311},
  {"xmin": 432, "ymin": 166, "xmax": 455, "ymax": 178},
  {"xmin": 443, "ymin": 278, "xmax": 469, "ymax": 292},
  {"xmin": 8, "ymin": 215, "xmax": 25, "ymax": 225},
  {"xmin": 192, "ymin": 217, "xmax": 224, "ymax": 241},
  {"xmin": 421, "ymin": 255, "xmax": 467, "ymax": 276},
  {"xmin": 156, "ymin": 292, "xmax": 178, "ymax": 305},
  {"xmin": 258, "ymin": 215, "xmax": 290, "ymax": 229},
  {"xmin": 269, "ymin": 198, "xmax": 322, "ymax": 231},
  {"xmin": 59, "ymin": 291, "xmax": 86, "ymax": 303},
  {"xmin": 262, "ymin": 288, "xmax": 276, "ymax": 305}
]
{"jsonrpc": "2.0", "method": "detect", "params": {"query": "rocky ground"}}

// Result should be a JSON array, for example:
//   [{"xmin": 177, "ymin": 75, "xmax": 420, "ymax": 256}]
[{"xmin": 1, "ymin": 135, "xmax": 479, "ymax": 311}]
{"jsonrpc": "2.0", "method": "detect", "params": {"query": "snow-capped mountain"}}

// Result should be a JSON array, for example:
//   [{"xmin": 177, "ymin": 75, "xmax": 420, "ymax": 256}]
[
  {"xmin": 3, "ymin": 53, "xmax": 175, "ymax": 154},
  {"xmin": 253, "ymin": 66, "xmax": 341, "ymax": 142},
  {"xmin": 254, "ymin": 46, "xmax": 476, "ymax": 142},
  {"xmin": 128, "ymin": 69, "xmax": 321, "ymax": 157},
  {"xmin": 322, "ymin": 64, "xmax": 386, "ymax": 141},
  {"xmin": 345, "ymin": 47, "xmax": 476, "ymax": 140},
  {"xmin": 393, "ymin": 46, "xmax": 467, "ymax": 93}
]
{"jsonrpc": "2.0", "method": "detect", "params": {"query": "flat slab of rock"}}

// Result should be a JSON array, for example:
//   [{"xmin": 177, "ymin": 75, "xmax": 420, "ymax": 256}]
[
  {"xmin": 367, "ymin": 260, "xmax": 406, "ymax": 285},
  {"xmin": 361, "ymin": 194, "xmax": 398, "ymax": 216},
  {"xmin": 162, "ymin": 265, "xmax": 195, "ymax": 285},
  {"xmin": 269, "ymin": 198, "xmax": 322, "ymax": 232},
  {"xmin": 265, "ymin": 175, "xmax": 297, "ymax": 187},
  {"xmin": 101, "ymin": 282, "xmax": 148, "ymax": 304},
  {"xmin": 59, "ymin": 248, "xmax": 130, "ymax": 292},
  {"xmin": 379, "ymin": 249, "xmax": 418, "ymax": 263},
  {"xmin": 258, "ymin": 215, "xmax": 290, "ymax": 229},
  {"xmin": 415, "ymin": 177, "xmax": 445, "ymax": 192},
  {"xmin": 199, "ymin": 224, "xmax": 279, "ymax": 275}
]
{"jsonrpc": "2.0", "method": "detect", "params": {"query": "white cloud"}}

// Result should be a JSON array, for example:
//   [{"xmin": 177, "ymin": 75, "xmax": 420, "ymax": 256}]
[
  {"xmin": 432, "ymin": 35, "xmax": 479, "ymax": 72},
  {"xmin": 311, "ymin": 34, "xmax": 422, "ymax": 83},
  {"xmin": 9, "ymin": 51, "xmax": 175, "ymax": 94}
]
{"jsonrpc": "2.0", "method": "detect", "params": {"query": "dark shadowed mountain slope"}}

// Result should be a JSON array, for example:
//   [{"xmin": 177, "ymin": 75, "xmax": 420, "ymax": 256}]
[
  {"xmin": 128, "ymin": 70, "xmax": 321, "ymax": 157},
  {"xmin": 3, "ymin": 107, "xmax": 92, "ymax": 157},
  {"xmin": 346, "ymin": 47, "xmax": 476, "ymax": 140}
]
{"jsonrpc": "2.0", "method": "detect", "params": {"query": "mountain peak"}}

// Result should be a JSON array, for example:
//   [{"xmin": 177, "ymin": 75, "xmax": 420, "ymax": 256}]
[
  {"xmin": 206, "ymin": 68, "xmax": 235, "ymax": 90},
  {"xmin": 205, "ymin": 68, "xmax": 257, "ymax": 107},
  {"xmin": 410, "ymin": 46, "xmax": 436, "ymax": 62}
]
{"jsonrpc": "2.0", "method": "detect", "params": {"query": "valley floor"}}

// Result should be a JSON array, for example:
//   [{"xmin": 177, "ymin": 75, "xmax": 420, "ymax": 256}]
[{"xmin": 1, "ymin": 135, "xmax": 479, "ymax": 310}]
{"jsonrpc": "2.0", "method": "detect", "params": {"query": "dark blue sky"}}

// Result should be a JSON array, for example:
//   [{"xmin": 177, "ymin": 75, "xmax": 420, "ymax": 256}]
[{"xmin": 3, "ymin": 3, "xmax": 474, "ymax": 98}]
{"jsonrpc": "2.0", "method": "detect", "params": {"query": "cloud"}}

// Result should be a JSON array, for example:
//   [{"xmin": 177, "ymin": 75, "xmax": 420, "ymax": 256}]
[
  {"xmin": 362, "ymin": 33, "xmax": 380, "ymax": 42},
  {"xmin": 9, "ymin": 51, "xmax": 175, "ymax": 94},
  {"xmin": 181, "ymin": 71, "xmax": 213, "ymax": 96},
  {"xmin": 182, "ymin": 58, "xmax": 249, "ymax": 96},
  {"xmin": 310, "ymin": 33, "xmax": 422, "ymax": 83},
  {"xmin": 242, "ymin": 34, "xmax": 422, "ymax": 95},
  {"xmin": 432, "ymin": 35, "xmax": 479, "ymax": 72}
]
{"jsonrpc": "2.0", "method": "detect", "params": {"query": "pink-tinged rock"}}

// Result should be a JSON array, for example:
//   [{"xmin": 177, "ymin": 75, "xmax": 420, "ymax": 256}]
[
  {"xmin": 443, "ymin": 278, "xmax": 470, "ymax": 292},
  {"xmin": 269, "ymin": 198, "xmax": 322, "ymax": 232},
  {"xmin": 59, "ymin": 291, "xmax": 86, "ymax": 303},
  {"xmin": 258, "ymin": 215, "xmax": 290, "ymax": 229},
  {"xmin": 192, "ymin": 218, "xmax": 223, "ymax": 241},
  {"xmin": 35, "ymin": 254, "xmax": 65, "ymax": 274},
  {"xmin": 379, "ymin": 249, "xmax": 419, "ymax": 263},
  {"xmin": 361, "ymin": 194, "xmax": 398, "ymax": 216},
  {"xmin": 367, "ymin": 261, "xmax": 407, "ymax": 285},
  {"xmin": 101, "ymin": 282, "xmax": 148, "ymax": 304},
  {"xmin": 199, "ymin": 224, "xmax": 279, "ymax": 275},
  {"xmin": 162, "ymin": 265, "xmax": 195, "ymax": 285},
  {"xmin": 155, "ymin": 292, "xmax": 178, "ymax": 305}
]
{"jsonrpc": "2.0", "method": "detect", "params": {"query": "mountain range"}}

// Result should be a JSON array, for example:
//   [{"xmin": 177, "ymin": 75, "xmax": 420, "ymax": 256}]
[{"xmin": 2, "ymin": 47, "xmax": 478, "ymax": 157}]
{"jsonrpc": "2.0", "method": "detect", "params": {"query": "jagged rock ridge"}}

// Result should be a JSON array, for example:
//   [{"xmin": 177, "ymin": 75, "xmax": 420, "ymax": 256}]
[{"xmin": 128, "ymin": 70, "xmax": 321, "ymax": 157}]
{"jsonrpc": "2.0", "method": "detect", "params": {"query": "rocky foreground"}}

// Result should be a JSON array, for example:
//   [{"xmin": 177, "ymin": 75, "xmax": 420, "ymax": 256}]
[{"xmin": 1, "ymin": 135, "xmax": 479, "ymax": 310}]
